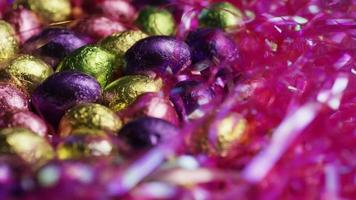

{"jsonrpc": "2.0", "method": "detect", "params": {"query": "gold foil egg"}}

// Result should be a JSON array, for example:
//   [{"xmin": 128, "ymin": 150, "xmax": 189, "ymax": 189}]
[
  {"xmin": 0, "ymin": 20, "xmax": 19, "ymax": 63},
  {"xmin": 100, "ymin": 30, "xmax": 148, "ymax": 71},
  {"xmin": 28, "ymin": 0, "xmax": 72, "ymax": 22},
  {"xmin": 103, "ymin": 75, "xmax": 162, "ymax": 112},
  {"xmin": 57, "ymin": 129, "xmax": 115, "ymax": 160},
  {"xmin": 211, "ymin": 113, "xmax": 247, "ymax": 154},
  {"xmin": 0, "ymin": 55, "xmax": 53, "ymax": 93},
  {"xmin": 192, "ymin": 112, "xmax": 248, "ymax": 156},
  {"xmin": 0, "ymin": 128, "xmax": 54, "ymax": 166},
  {"xmin": 58, "ymin": 103, "xmax": 122, "ymax": 138}
]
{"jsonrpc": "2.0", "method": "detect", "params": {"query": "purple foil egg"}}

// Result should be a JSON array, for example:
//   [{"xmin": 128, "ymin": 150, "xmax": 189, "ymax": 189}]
[
  {"xmin": 0, "ymin": 83, "xmax": 28, "ymax": 115},
  {"xmin": 118, "ymin": 117, "xmax": 179, "ymax": 150},
  {"xmin": 31, "ymin": 71, "xmax": 101, "ymax": 129},
  {"xmin": 186, "ymin": 28, "xmax": 239, "ymax": 64},
  {"xmin": 0, "ymin": 111, "xmax": 48, "ymax": 137},
  {"xmin": 124, "ymin": 36, "xmax": 191, "ymax": 75},
  {"xmin": 22, "ymin": 28, "xmax": 91, "ymax": 67},
  {"xmin": 170, "ymin": 80, "xmax": 216, "ymax": 119}
]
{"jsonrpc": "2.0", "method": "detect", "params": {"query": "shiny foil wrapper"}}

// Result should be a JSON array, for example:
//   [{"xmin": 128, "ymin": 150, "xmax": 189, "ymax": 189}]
[
  {"xmin": 0, "ymin": 128, "xmax": 54, "ymax": 166},
  {"xmin": 57, "ymin": 45, "xmax": 115, "ymax": 88},
  {"xmin": 104, "ymin": 75, "xmax": 162, "ymax": 112},
  {"xmin": 4, "ymin": 7, "xmax": 42, "ymax": 44},
  {"xmin": 58, "ymin": 103, "xmax": 122, "ymax": 138},
  {"xmin": 135, "ymin": 6, "xmax": 175, "ymax": 36},
  {"xmin": 100, "ymin": 30, "xmax": 147, "ymax": 73},
  {"xmin": 0, "ymin": 110, "xmax": 48, "ymax": 137},
  {"xmin": 0, "ymin": 20, "xmax": 19, "ymax": 63},
  {"xmin": 31, "ymin": 71, "xmax": 102, "ymax": 129},
  {"xmin": 119, "ymin": 92, "xmax": 179, "ymax": 126},
  {"xmin": 0, "ymin": 82, "xmax": 29, "ymax": 114},
  {"xmin": 75, "ymin": 16, "xmax": 126, "ymax": 41},
  {"xmin": 199, "ymin": 2, "xmax": 243, "ymax": 31},
  {"xmin": 28, "ymin": 0, "xmax": 71, "ymax": 22},
  {"xmin": 0, "ymin": 54, "xmax": 53, "ymax": 93},
  {"xmin": 57, "ymin": 128, "xmax": 116, "ymax": 160},
  {"xmin": 192, "ymin": 112, "xmax": 248, "ymax": 156}
]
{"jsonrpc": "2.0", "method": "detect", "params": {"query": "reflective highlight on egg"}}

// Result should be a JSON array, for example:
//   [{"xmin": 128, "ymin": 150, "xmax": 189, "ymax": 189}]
[
  {"xmin": 58, "ymin": 103, "xmax": 122, "ymax": 138},
  {"xmin": 104, "ymin": 75, "xmax": 162, "ymax": 112}
]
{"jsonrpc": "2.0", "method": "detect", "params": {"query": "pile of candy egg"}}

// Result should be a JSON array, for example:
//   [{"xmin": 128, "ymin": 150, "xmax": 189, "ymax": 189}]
[{"xmin": 0, "ymin": 0, "xmax": 355, "ymax": 199}]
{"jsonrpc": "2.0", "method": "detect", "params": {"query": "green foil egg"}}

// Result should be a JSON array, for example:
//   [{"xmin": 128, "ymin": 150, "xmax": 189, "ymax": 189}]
[
  {"xmin": 57, "ymin": 129, "xmax": 115, "ymax": 160},
  {"xmin": 104, "ymin": 75, "xmax": 162, "ymax": 112},
  {"xmin": 57, "ymin": 45, "xmax": 115, "ymax": 88},
  {"xmin": 58, "ymin": 103, "xmax": 122, "ymax": 138},
  {"xmin": 28, "ymin": 0, "xmax": 71, "ymax": 22},
  {"xmin": 100, "ymin": 30, "xmax": 148, "ymax": 72},
  {"xmin": 0, "ymin": 55, "xmax": 53, "ymax": 93},
  {"xmin": 135, "ymin": 6, "xmax": 175, "ymax": 36},
  {"xmin": 0, "ymin": 128, "xmax": 54, "ymax": 166},
  {"xmin": 199, "ymin": 2, "xmax": 243, "ymax": 31},
  {"xmin": 0, "ymin": 20, "xmax": 19, "ymax": 63}
]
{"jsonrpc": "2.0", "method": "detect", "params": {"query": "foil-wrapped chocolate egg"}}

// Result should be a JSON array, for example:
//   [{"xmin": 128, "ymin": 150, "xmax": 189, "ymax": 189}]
[
  {"xmin": 118, "ymin": 117, "xmax": 179, "ymax": 150},
  {"xmin": 57, "ymin": 129, "xmax": 115, "ymax": 160},
  {"xmin": 57, "ymin": 45, "xmax": 115, "ymax": 87},
  {"xmin": 210, "ymin": 113, "xmax": 248, "ymax": 155},
  {"xmin": 119, "ymin": 92, "xmax": 179, "ymax": 125},
  {"xmin": 0, "ymin": 128, "xmax": 54, "ymax": 166},
  {"xmin": 23, "ymin": 28, "xmax": 91, "ymax": 67},
  {"xmin": 191, "ymin": 112, "xmax": 248, "ymax": 156},
  {"xmin": 58, "ymin": 103, "xmax": 122, "ymax": 138},
  {"xmin": 104, "ymin": 75, "xmax": 162, "ymax": 112},
  {"xmin": 124, "ymin": 36, "xmax": 191, "ymax": 75},
  {"xmin": 135, "ymin": 6, "xmax": 175, "ymax": 36},
  {"xmin": 0, "ymin": 55, "xmax": 53, "ymax": 93},
  {"xmin": 186, "ymin": 28, "xmax": 239, "ymax": 64},
  {"xmin": 3, "ymin": 7, "xmax": 42, "ymax": 44},
  {"xmin": 83, "ymin": 0, "xmax": 137, "ymax": 22},
  {"xmin": 0, "ymin": 83, "xmax": 28, "ymax": 115},
  {"xmin": 31, "ymin": 71, "xmax": 101, "ymax": 129},
  {"xmin": 0, "ymin": 20, "xmax": 19, "ymax": 63},
  {"xmin": 28, "ymin": 0, "xmax": 71, "ymax": 22},
  {"xmin": 199, "ymin": 2, "xmax": 243, "ymax": 31},
  {"xmin": 0, "ymin": 111, "xmax": 48, "ymax": 137},
  {"xmin": 75, "ymin": 16, "xmax": 126, "ymax": 41},
  {"xmin": 100, "ymin": 30, "xmax": 147, "ymax": 73}
]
